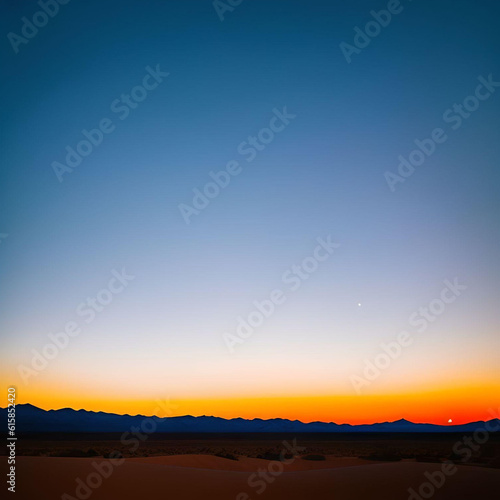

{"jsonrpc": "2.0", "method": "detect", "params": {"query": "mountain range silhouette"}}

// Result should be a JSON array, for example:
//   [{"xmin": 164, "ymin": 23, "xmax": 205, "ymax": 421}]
[{"xmin": 2, "ymin": 404, "xmax": 499, "ymax": 433}]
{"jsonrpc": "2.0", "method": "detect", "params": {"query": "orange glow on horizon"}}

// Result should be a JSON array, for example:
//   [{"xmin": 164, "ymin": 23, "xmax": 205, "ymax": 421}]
[{"xmin": 13, "ymin": 383, "xmax": 500, "ymax": 426}]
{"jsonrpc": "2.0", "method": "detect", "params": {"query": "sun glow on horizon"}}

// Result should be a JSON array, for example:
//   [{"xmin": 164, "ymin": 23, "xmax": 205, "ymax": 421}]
[{"xmin": 13, "ymin": 382, "xmax": 500, "ymax": 426}]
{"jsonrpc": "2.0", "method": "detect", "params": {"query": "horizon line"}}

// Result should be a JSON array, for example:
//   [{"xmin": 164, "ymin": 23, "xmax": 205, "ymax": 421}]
[{"xmin": 6, "ymin": 403, "xmax": 499, "ymax": 427}]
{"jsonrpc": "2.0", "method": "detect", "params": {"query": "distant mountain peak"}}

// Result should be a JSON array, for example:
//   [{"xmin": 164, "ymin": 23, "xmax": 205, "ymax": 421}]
[{"xmin": 392, "ymin": 418, "xmax": 414, "ymax": 424}]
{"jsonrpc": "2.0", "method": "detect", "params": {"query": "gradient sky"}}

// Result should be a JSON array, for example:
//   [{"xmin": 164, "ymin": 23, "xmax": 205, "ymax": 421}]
[{"xmin": 1, "ymin": 0, "xmax": 499, "ymax": 425}]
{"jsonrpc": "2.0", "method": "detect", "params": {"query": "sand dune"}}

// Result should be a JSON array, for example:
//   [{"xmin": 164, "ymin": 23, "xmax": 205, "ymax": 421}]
[
  {"xmin": 127, "ymin": 454, "xmax": 375, "ymax": 471},
  {"xmin": 16, "ymin": 455, "xmax": 500, "ymax": 500}
]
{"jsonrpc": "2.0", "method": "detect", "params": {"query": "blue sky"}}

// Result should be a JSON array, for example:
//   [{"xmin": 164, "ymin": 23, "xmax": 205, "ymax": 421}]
[{"xmin": 1, "ymin": 0, "xmax": 499, "ymax": 418}]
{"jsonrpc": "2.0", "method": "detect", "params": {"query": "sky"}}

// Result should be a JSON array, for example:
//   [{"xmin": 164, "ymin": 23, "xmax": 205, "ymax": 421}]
[{"xmin": 0, "ymin": 0, "xmax": 499, "ymax": 425}]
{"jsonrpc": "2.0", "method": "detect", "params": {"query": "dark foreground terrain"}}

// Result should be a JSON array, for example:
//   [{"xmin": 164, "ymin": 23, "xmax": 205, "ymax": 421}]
[
  {"xmin": 4, "ymin": 433, "xmax": 500, "ymax": 499},
  {"xmin": 7, "ymin": 432, "xmax": 500, "ymax": 466}
]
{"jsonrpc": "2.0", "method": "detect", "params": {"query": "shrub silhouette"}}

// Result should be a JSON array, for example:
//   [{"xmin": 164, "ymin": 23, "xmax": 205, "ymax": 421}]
[{"xmin": 302, "ymin": 454, "xmax": 326, "ymax": 461}]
